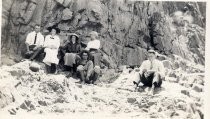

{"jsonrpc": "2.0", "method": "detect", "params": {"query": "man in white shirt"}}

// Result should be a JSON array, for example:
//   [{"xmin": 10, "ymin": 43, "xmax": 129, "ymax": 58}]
[
  {"xmin": 133, "ymin": 49, "xmax": 165, "ymax": 95},
  {"xmin": 25, "ymin": 24, "xmax": 44, "ymax": 61}
]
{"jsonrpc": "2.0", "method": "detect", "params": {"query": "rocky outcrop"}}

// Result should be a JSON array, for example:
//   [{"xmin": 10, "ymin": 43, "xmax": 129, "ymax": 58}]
[{"xmin": 1, "ymin": 1, "xmax": 206, "ymax": 66}]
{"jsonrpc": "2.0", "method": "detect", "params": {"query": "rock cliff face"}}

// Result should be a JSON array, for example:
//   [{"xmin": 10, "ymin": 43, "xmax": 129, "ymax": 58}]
[{"xmin": 1, "ymin": 0, "xmax": 206, "ymax": 66}]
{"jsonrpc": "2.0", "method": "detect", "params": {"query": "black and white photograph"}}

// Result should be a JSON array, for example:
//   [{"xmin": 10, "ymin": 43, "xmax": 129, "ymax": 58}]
[{"xmin": 0, "ymin": 0, "xmax": 209, "ymax": 118}]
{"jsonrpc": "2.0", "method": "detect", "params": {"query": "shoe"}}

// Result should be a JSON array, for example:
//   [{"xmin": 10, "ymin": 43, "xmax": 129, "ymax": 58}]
[
  {"xmin": 133, "ymin": 81, "xmax": 138, "ymax": 86},
  {"xmin": 66, "ymin": 72, "xmax": 72, "ymax": 78}
]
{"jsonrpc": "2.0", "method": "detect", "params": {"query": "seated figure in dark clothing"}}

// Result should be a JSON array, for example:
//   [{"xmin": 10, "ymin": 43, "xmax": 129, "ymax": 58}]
[
  {"xmin": 60, "ymin": 33, "xmax": 81, "ymax": 76},
  {"xmin": 76, "ymin": 50, "xmax": 100, "ymax": 84}
]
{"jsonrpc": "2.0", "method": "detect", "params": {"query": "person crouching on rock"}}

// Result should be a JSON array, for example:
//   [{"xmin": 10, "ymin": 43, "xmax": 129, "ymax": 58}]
[
  {"xmin": 62, "ymin": 33, "xmax": 81, "ymax": 77},
  {"xmin": 25, "ymin": 24, "xmax": 45, "ymax": 61},
  {"xmin": 133, "ymin": 49, "xmax": 165, "ymax": 95},
  {"xmin": 42, "ymin": 26, "xmax": 60, "ymax": 74},
  {"xmin": 76, "ymin": 50, "xmax": 100, "ymax": 84}
]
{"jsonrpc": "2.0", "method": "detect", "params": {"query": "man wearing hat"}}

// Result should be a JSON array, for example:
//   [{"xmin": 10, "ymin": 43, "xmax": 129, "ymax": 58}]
[{"xmin": 133, "ymin": 49, "xmax": 165, "ymax": 95}]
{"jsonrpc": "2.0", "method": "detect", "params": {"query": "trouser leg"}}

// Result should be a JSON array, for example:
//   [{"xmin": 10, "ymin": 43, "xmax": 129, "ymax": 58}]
[
  {"xmin": 77, "ymin": 65, "xmax": 85, "ymax": 82},
  {"xmin": 29, "ymin": 47, "xmax": 44, "ymax": 60},
  {"xmin": 152, "ymin": 72, "xmax": 162, "ymax": 87},
  {"xmin": 90, "ymin": 66, "xmax": 100, "ymax": 84}
]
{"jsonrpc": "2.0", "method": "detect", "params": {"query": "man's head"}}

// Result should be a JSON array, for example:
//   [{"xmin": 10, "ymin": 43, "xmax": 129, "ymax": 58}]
[
  {"xmin": 34, "ymin": 24, "xmax": 41, "ymax": 33},
  {"xmin": 147, "ymin": 49, "xmax": 156, "ymax": 61},
  {"xmin": 80, "ymin": 50, "xmax": 91, "ymax": 60},
  {"xmin": 89, "ymin": 31, "xmax": 98, "ymax": 40}
]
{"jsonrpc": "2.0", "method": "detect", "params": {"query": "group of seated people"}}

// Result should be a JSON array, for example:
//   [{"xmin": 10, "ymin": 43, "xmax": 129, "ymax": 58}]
[
  {"xmin": 25, "ymin": 24, "xmax": 101, "ymax": 84},
  {"xmin": 25, "ymin": 24, "xmax": 165, "ymax": 95}
]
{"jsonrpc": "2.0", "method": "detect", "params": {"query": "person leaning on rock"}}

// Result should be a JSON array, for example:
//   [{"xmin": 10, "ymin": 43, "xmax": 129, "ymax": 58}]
[
  {"xmin": 25, "ymin": 24, "xmax": 45, "ymax": 61},
  {"xmin": 133, "ymin": 49, "xmax": 165, "ymax": 95}
]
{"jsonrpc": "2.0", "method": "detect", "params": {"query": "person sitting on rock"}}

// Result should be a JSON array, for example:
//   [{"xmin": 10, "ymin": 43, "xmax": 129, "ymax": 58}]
[
  {"xmin": 62, "ymin": 33, "xmax": 81, "ymax": 77},
  {"xmin": 85, "ymin": 31, "xmax": 102, "ymax": 66},
  {"xmin": 42, "ymin": 26, "xmax": 60, "ymax": 74},
  {"xmin": 25, "ymin": 24, "xmax": 45, "ymax": 61},
  {"xmin": 76, "ymin": 50, "xmax": 100, "ymax": 84},
  {"xmin": 133, "ymin": 49, "xmax": 165, "ymax": 95}
]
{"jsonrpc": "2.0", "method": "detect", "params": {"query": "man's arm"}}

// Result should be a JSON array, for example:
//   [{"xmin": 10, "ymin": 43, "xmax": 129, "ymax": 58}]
[
  {"xmin": 158, "ymin": 61, "xmax": 165, "ymax": 77},
  {"xmin": 25, "ymin": 33, "xmax": 32, "ymax": 52},
  {"xmin": 137, "ymin": 61, "xmax": 147, "ymax": 75},
  {"xmin": 25, "ymin": 43, "xmax": 30, "ymax": 52},
  {"xmin": 86, "ymin": 61, "xmax": 94, "ymax": 78}
]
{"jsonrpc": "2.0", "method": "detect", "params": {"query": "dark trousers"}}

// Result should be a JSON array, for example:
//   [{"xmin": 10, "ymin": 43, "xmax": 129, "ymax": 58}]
[
  {"xmin": 140, "ymin": 72, "xmax": 162, "ymax": 87},
  {"xmin": 25, "ymin": 45, "xmax": 44, "ymax": 61},
  {"xmin": 29, "ymin": 47, "xmax": 44, "ymax": 61}
]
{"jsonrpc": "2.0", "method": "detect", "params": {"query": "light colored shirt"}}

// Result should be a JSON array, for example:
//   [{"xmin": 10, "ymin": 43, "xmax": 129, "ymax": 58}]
[
  {"xmin": 42, "ymin": 35, "xmax": 60, "ymax": 65},
  {"xmin": 86, "ymin": 39, "xmax": 100, "ymax": 50},
  {"xmin": 139, "ymin": 59, "xmax": 165, "ymax": 77},
  {"xmin": 25, "ymin": 31, "xmax": 44, "ymax": 46},
  {"xmin": 43, "ymin": 35, "xmax": 60, "ymax": 49}
]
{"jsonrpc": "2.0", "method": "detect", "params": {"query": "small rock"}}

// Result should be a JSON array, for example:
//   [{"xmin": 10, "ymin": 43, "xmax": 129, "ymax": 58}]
[
  {"xmin": 192, "ymin": 84, "xmax": 203, "ymax": 92},
  {"xmin": 127, "ymin": 98, "xmax": 136, "ymax": 104},
  {"xmin": 172, "ymin": 61, "xmax": 180, "ymax": 69},
  {"xmin": 167, "ymin": 77, "xmax": 179, "ymax": 83},
  {"xmin": 62, "ymin": 8, "xmax": 73, "ymax": 20},
  {"xmin": 38, "ymin": 100, "xmax": 47, "ymax": 106},
  {"xmin": 181, "ymin": 89, "xmax": 190, "ymax": 97},
  {"xmin": 168, "ymin": 72, "xmax": 177, "ymax": 78},
  {"xmin": 29, "ymin": 62, "xmax": 40, "ymax": 72},
  {"xmin": 20, "ymin": 100, "xmax": 35, "ymax": 111},
  {"xmin": 162, "ymin": 60, "xmax": 172, "ymax": 69},
  {"xmin": 176, "ymin": 102, "xmax": 187, "ymax": 111}
]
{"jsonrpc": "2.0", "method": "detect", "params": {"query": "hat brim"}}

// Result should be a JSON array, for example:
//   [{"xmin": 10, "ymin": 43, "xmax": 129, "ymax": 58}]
[
  {"xmin": 148, "ymin": 50, "xmax": 156, "ymax": 54},
  {"xmin": 69, "ymin": 33, "xmax": 79, "ymax": 38}
]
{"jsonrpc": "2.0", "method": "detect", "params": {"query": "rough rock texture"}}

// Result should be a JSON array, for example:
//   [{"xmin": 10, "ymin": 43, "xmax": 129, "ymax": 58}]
[
  {"xmin": 0, "ymin": 56, "xmax": 204, "ymax": 118},
  {"xmin": 1, "ymin": 0, "xmax": 206, "ymax": 66}
]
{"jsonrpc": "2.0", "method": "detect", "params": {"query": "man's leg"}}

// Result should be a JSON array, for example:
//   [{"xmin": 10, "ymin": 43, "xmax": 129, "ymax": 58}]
[
  {"xmin": 90, "ymin": 66, "xmax": 101, "ymax": 84},
  {"xmin": 77, "ymin": 65, "xmax": 85, "ymax": 83},
  {"xmin": 148, "ymin": 72, "xmax": 162, "ymax": 95},
  {"xmin": 152, "ymin": 72, "xmax": 162, "ymax": 87},
  {"xmin": 29, "ymin": 47, "xmax": 44, "ymax": 61}
]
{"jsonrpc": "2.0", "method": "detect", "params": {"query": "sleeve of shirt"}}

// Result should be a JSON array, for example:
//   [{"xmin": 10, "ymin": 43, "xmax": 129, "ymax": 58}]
[
  {"xmin": 55, "ymin": 37, "xmax": 60, "ymax": 49},
  {"xmin": 158, "ymin": 61, "xmax": 165, "ymax": 77},
  {"xmin": 43, "ymin": 35, "xmax": 49, "ymax": 47},
  {"xmin": 25, "ymin": 33, "xmax": 32, "ymax": 45},
  {"xmin": 85, "ymin": 42, "xmax": 90, "ymax": 50},
  {"xmin": 96, "ymin": 40, "xmax": 101, "ymax": 49},
  {"xmin": 39, "ymin": 35, "xmax": 45, "ymax": 46},
  {"xmin": 139, "ymin": 61, "xmax": 146, "ymax": 74}
]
